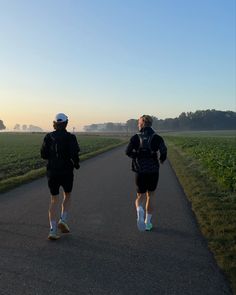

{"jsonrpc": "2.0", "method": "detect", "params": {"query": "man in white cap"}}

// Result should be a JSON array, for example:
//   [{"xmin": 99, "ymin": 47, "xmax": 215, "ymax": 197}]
[{"xmin": 41, "ymin": 113, "xmax": 80, "ymax": 240}]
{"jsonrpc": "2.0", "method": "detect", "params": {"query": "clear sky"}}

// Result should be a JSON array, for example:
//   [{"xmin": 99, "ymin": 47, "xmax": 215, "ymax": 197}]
[{"xmin": 0, "ymin": 0, "xmax": 235, "ymax": 131}]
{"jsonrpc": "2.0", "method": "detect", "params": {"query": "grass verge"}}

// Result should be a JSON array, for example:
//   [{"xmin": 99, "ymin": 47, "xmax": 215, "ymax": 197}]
[
  {"xmin": 165, "ymin": 138, "xmax": 236, "ymax": 294},
  {"xmin": 0, "ymin": 141, "xmax": 127, "ymax": 193}
]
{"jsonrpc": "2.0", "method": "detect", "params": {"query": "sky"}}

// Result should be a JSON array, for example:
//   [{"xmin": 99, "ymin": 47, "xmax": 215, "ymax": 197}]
[{"xmin": 0, "ymin": 0, "xmax": 235, "ymax": 131}]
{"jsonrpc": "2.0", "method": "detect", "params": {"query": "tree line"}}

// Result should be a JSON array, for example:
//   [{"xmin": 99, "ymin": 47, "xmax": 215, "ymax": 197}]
[
  {"xmin": 0, "ymin": 121, "xmax": 43, "ymax": 132},
  {"xmin": 84, "ymin": 110, "xmax": 236, "ymax": 132},
  {"xmin": 1, "ymin": 109, "xmax": 235, "ymax": 132},
  {"xmin": 13, "ymin": 124, "xmax": 43, "ymax": 132}
]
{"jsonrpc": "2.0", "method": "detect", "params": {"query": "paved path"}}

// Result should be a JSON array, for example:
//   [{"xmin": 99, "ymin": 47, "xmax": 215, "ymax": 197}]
[{"xmin": 0, "ymin": 146, "xmax": 232, "ymax": 295}]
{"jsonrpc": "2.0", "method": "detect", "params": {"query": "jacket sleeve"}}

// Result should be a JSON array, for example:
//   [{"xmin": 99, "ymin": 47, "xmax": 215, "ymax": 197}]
[
  {"xmin": 158, "ymin": 137, "xmax": 167, "ymax": 163},
  {"xmin": 125, "ymin": 135, "xmax": 138, "ymax": 158},
  {"xmin": 70, "ymin": 135, "xmax": 80, "ymax": 169},
  {"xmin": 40, "ymin": 134, "xmax": 50, "ymax": 160}
]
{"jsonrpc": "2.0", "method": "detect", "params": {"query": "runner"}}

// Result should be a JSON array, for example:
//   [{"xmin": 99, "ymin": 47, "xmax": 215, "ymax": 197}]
[
  {"xmin": 41, "ymin": 113, "xmax": 80, "ymax": 240},
  {"xmin": 126, "ymin": 115, "xmax": 167, "ymax": 231}
]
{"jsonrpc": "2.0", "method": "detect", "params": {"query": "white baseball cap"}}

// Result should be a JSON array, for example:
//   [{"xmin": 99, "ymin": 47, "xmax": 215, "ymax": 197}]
[{"xmin": 54, "ymin": 113, "xmax": 68, "ymax": 122}]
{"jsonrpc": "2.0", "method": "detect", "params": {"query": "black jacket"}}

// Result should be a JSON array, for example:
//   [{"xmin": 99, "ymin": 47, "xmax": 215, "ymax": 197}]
[
  {"xmin": 126, "ymin": 127, "xmax": 167, "ymax": 173},
  {"xmin": 41, "ymin": 130, "xmax": 80, "ymax": 175}
]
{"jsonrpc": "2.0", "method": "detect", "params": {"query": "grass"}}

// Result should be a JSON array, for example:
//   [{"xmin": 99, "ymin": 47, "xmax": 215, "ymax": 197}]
[
  {"xmin": 162, "ymin": 130, "xmax": 236, "ymax": 137},
  {"xmin": 0, "ymin": 132, "xmax": 128, "ymax": 193},
  {"xmin": 164, "ymin": 132, "xmax": 236, "ymax": 294}
]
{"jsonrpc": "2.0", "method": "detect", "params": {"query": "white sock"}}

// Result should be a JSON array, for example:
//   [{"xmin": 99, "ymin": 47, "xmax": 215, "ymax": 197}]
[
  {"xmin": 145, "ymin": 213, "xmax": 152, "ymax": 224},
  {"xmin": 61, "ymin": 211, "xmax": 68, "ymax": 222},
  {"xmin": 50, "ymin": 220, "xmax": 57, "ymax": 232},
  {"xmin": 137, "ymin": 206, "xmax": 144, "ymax": 218}
]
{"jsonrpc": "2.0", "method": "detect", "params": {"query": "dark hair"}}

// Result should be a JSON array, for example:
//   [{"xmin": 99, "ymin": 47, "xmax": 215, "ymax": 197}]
[
  {"xmin": 53, "ymin": 121, "xmax": 68, "ymax": 130},
  {"xmin": 141, "ymin": 115, "xmax": 153, "ymax": 127}
]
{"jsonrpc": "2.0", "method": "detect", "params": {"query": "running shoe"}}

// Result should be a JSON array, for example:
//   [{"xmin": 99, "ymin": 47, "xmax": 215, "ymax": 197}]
[
  {"xmin": 48, "ymin": 229, "xmax": 60, "ymax": 240},
  {"xmin": 137, "ymin": 208, "xmax": 146, "ymax": 231},
  {"xmin": 145, "ymin": 222, "xmax": 153, "ymax": 231},
  {"xmin": 58, "ymin": 219, "xmax": 70, "ymax": 233}
]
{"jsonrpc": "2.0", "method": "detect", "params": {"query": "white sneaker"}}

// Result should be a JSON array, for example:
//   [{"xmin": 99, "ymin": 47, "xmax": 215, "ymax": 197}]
[
  {"xmin": 58, "ymin": 219, "xmax": 70, "ymax": 233},
  {"xmin": 48, "ymin": 229, "xmax": 60, "ymax": 240},
  {"xmin": 137, "ymin": 208, "xmax": 146, "ymax": 231}
]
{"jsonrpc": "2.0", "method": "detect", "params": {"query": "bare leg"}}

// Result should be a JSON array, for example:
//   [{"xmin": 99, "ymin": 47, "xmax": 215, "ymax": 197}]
[
  {"xmin": 145, "ymin": 191, "xmax": 155, "ymax": 229},
  {"xmin": 135, "ymin": 193, "xmax": 146, "ymax": 231},
  {"xmin": 49, "ymin": 195, "xmax": 59, "ymax": 224},
  {"xmin": 47, "ymin": 195, "xmax": 61, "ymax": 239},
  {"xmin": 49, "ymin": 195, "xmax": 59, "ymax": 230},
  {"xmin": 146, "ymin": 191, "xmax": 155, "ymax": 214},
  {"xmin": 135, "ymin": 193, "xmax": 146, "ymax": 209},
  {"xmin": 61, "ymin": 192, "xmax": 71, "ymax": 221},
  {"xmin": 57, "ymin": 192, "xmax": 71, "ymax": 233}
]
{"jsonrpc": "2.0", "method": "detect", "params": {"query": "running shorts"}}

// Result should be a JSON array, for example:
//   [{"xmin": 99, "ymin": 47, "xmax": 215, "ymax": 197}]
[
  {"xmin": 47, "ymin": 173, "xmax": 74, "ymax": 195},
  {"xmin": 135, "ymin": 172, "xmax": 159, "ymax": 193}
]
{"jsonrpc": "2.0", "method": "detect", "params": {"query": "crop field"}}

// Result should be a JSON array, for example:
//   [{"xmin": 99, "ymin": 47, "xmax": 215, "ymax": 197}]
[
  {"xmin": 0, "ymin": 132, "xmax": 126, "ymax": 192},
  {"xmin": 165, "ymin": 135, "xmax": 236, "ymax": 192},
  {"xmin": 164, "ymin": 131, "xmax": 236, "ymax": 292}
]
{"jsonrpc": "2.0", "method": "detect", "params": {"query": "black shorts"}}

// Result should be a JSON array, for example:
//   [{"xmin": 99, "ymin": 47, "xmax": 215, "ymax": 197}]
[
  {"xmin": 135, "ymin": 172, "xmax": 159, "ymax": 194},
  {"xmin": 47, "ymin": 173, "xmax": 74, "ymax": 195}
]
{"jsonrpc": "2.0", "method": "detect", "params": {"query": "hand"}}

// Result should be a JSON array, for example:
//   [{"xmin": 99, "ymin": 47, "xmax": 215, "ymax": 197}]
[{"xmin": 74, "ymin": 163, "xmax": 80, "ymax": 169}]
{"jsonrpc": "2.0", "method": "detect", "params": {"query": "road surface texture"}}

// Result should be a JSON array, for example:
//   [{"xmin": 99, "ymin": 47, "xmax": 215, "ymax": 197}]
[{"xmin": 0, "ymin": 146, "xmax": 232, "ymax": 295}]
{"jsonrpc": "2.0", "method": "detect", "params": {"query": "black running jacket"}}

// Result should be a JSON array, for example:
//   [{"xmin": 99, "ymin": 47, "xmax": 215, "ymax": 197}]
[
  {"xmin": 41, "ymin": 130, "xmax": 80, "ymax": 175},
  {"xmin": 126, "ymin": 127, "xmax": 167, "ymax": 173}
]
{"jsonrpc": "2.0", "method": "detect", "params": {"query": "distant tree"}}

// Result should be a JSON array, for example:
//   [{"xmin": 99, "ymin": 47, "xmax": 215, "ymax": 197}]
[
  {"xmin": 28, "ymin": 125, "xmax": 43, "ymax": 132},
  {"xmin": 14, "ymin": 124, "xmax": 21, "ymax": 131},
  {"xmin": 116, "ymin": 123, "xmax": 127, "ymax": 132},
  {"xmin": 22, "ymin": 124, "xmax": 28, "ymax": 131},
  {"xmin": 106, "ymin": 122, "xmax": 115, "ymax": 131},
  {"xmin": 0, "ymin": 120, "xmax": 6, "ymax": 130},
  {"xmin": 178, "ymin": 112, "xmax": 189, "ymax": 130},
  {"xmin": 151, "ymin": 116, "xmax": 159, "ymax": 130},
  {"xmin": 126, "ymin": 119, "xmax": 138, "ymax": 132},
  {"xmin": 163, "ymin": 118, "xmax": 178, "ymax": 130},
  {"xmin": 84, "ymin": 124, "xmax": 99, "ymax": 132},
  {"xmin": 84, "ymin": 122, "xmax": 128, "ymax": 132}
]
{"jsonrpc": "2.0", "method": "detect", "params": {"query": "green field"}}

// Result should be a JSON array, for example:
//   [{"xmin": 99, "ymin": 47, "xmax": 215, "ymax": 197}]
[
  {"xmin": 0, "ymin": 132, "xmax": 127, "ymax": 192},
  {"xmin": 166, "ymin": 135, "xmax": 236, "ymax": 191},
  {"xmin": 164, "ymin": 131, "xmax": 236, "ymax": 293}
]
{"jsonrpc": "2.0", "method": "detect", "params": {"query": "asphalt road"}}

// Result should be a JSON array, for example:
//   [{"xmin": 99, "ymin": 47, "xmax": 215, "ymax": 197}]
[{"xmin": 0, "ymin": 146, "xmax": 232, "ymax": 295}]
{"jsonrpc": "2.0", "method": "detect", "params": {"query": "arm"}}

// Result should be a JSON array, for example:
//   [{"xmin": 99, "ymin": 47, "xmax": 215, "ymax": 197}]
[
  {"xmin": 125, "ymin": 135, "xmax": 139, "ymax": 158},
  {"xmin": 70, "ymin": 135, "xmax": 80, "ymax": 169},
  {"xmin": 40, "ymin": 134, "xmax": 50, "ymax": 160},
  {"xmin": 151, "ymin": 134, "xmax": 167, "ymax": 163},
  {"xmin": 158, "ymin": 137, "xmax": 167, "ymax": 163}
]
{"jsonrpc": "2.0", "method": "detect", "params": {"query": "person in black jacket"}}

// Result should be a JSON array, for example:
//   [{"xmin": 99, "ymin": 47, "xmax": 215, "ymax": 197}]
[
  {"xmin": 126, "ymin": 115, "xmax": 167, "ymax": 231},
  {"xmin": 41, "ymin": 113, "xmax": 80, "ymax": 240}
]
